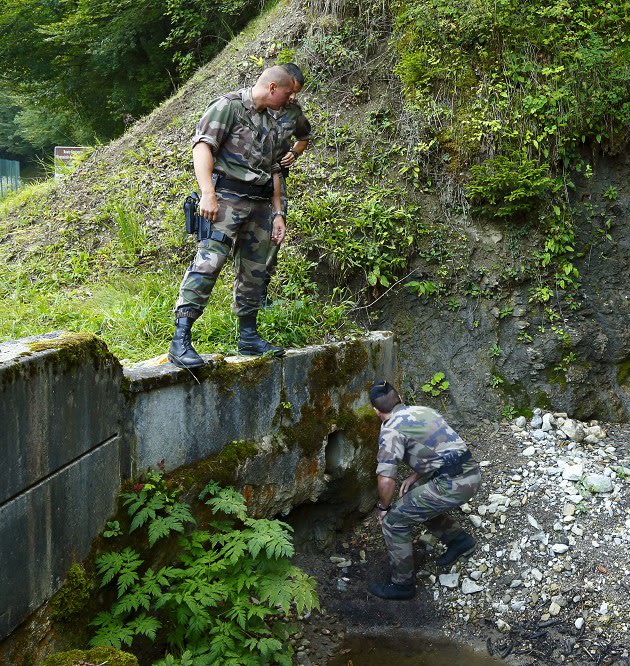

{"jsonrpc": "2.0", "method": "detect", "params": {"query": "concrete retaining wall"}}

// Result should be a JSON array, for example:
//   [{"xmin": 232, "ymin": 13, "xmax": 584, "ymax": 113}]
[
  {"xmin": 0, "ymin": 332, "xmax": 124, "ymax": 641},
  {"xmin": 0, "ymin": 330, "xmax": 397, "ymax": 643}
]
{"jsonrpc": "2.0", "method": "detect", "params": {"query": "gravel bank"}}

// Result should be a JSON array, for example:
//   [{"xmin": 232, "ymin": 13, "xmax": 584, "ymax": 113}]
[{"xmin": 292, "ymin": 414, "xmax": 629, "ymax": 665}]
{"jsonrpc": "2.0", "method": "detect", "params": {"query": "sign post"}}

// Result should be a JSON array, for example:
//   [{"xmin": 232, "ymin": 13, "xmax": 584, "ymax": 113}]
[{"xmin": 54, "ymin": 146, "xmax": 88, "ymax": 178}]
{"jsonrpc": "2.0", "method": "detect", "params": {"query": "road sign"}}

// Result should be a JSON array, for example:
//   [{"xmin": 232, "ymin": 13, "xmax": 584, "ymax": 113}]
[{"xmin": 54, "ymin": 146, "xmax": 88, "ymax": 177}]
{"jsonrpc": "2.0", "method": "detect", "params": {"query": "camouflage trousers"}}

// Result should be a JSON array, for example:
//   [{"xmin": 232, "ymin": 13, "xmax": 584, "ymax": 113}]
[
  {"xmin": 381, "ymin": 463, "xmax": 481, "ymax": 585},
  {"xmin": 175, "ymin": 191, "xmax": 274, "ymax": 318}
]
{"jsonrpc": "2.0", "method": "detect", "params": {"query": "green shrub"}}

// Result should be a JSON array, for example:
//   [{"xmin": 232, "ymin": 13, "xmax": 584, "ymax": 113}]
[
  {"xmin": 467, "ymin": 155, "xmax": 561, "ymax": 219},
  {"xmin": 91, "ymin": 473, "xmax": 319, "ymax": 664}
]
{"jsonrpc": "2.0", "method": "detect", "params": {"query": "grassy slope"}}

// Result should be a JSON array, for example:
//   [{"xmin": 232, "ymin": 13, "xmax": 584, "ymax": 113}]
[
  {"xmin": 1, "ymin": 0, "xmax": 627, "ymax": 372},
  {"xmin": 0, "ymin": 1, "xmax": 354, "ymax": 362}
]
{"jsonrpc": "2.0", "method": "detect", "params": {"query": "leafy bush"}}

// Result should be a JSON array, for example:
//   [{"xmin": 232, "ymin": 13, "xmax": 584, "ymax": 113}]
[
  {"xmin": 467, "ymin": 155, "xmax": 561, "ymax": 219},
  {"xmin": 291, "ymin": 190, "xmax": 425, "ymax": 288},
  {"xmin": 91, "ymin": 473, "xmax": 319, "ymax": 665},
  {"xmin": 395, "ymin": 0, "xmax": 629, "ymax": 165}
]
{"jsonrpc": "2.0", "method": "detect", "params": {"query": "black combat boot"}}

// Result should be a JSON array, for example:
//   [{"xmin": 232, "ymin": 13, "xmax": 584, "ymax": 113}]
[
  {"xmin": 367, "ymin": 581, "xmax": 416, "ymax": 600},
  {"xmin": 237, "ymin": 315, "xmax": 285, "ymax": 357},
  {"xmin": 435, "ymin": 532, "xmax": 476, "ymax": 567},
  {"xmin": 168, "ymin": 314, "xmax": 205, "ymax": 369}
]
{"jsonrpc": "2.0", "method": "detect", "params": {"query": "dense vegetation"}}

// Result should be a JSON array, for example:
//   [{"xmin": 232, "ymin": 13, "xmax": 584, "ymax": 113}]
[
  {"xmin": 0, "ymin": 0, "xmax": 628, "ymax": 364},
  {"xmin": 59, "ymin": 468, "xmax": 318, "ymax": 664},
  {"xmin": 0, "ymin": 0, "xmax": 261, "ymax": 163}
]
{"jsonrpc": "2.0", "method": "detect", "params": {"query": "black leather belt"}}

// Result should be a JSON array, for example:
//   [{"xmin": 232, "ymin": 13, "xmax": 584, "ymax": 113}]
[{"xmin": 215, "ymin": 175, "xmax": 273, "ymax": 199}]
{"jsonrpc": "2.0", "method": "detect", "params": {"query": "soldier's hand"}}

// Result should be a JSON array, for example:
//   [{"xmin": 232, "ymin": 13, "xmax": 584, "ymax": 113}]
[
  {"xmin": 271, "ymin": 215, "xmax": 286, "ymax": 245},
  {"xmin": 280, "ymin": 150, "xmax": 297, "ymax": 167},
  {"xmin": 377, "ymin": 509, "xmax": 388, "ymax": 526},
  {"xmin": 199, "ymin": 191, "xmax": 219, "ymax": 222},
  {"xmin": 399, "ymin": 472, "xmax": 420, "ymax": 497}
]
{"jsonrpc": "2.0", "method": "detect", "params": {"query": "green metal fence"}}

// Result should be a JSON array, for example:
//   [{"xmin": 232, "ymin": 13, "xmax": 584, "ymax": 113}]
[{"xmin": 0, "ymin": 158, "xmax": 20, "ymax": 197}]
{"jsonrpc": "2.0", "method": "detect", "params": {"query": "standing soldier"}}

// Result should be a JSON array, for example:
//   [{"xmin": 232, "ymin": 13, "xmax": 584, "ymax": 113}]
[
  {"xmin": 261, "ymin": 63, "xmax": 311, "ymax": 306},
  {"xmin": 168, "ymin": 66, "xmax": 295, "ymax": 369},
  {"xmin": 368, "ymin": 381, "xmax": 481, "ymax": 600}
]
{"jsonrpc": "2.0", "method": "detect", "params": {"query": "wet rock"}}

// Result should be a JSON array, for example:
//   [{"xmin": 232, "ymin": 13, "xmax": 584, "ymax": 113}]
[
  {"xmin": 542, "ymin": 413, "xmax": 556, "ymax": 431},
  {"xmin": 549, "ymin": 602, "xmax": 562, "ymax": 616},
  {"xmin": 461, "ymin": 578, "xmax": 484, "ymax": 594},
  {"xmin": 439, "ymin": 573, "xmax": 460, "ymax": 588},
  {"xmin": 496, "ymin": 619, "xmax": 511, "ymax": 633},
  {"xmin": 560, "ymin": 420, "xmax": 585, "ymax": 442},
  {"xmin": 562, "ymin": 463, "xmax": 584, "ymax": 481},
  {"xmin": 469, "ymin": 515, "xmax": 483, "ymax": 528},
  {"xmin": 583, "ymin": 474, "xmax": 613, "ymax": 493}
]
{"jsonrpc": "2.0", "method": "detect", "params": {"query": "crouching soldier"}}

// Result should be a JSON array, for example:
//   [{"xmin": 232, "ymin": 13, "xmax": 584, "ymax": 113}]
[{"xmin": 368, "ymin": 380, "xmax": 481, "ymax": 600}]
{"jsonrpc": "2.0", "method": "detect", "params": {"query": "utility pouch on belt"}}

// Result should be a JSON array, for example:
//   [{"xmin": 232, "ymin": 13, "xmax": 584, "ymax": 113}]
[
  {"xmin": 182, "ymin": 187, "xmax": 232, "ymax": 249},
  {"xmin": 436, "ymin": 450, "xmax": 472, "ymax": 478}
]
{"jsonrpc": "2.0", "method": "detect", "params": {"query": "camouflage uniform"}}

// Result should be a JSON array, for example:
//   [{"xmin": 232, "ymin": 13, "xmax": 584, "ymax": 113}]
[
  {"xmin": 175, "ymin": 88, "xmax": 283, "ymax": 318},
  {"xmin": 264, "ymin": 101, "xmax": 311, "ymax": 282},
  {"xmin": 377, "ymin": 404, "xmax": 481, "ymax": 585}
]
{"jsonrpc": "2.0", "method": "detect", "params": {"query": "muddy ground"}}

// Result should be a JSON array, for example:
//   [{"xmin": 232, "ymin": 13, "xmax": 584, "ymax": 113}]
[{"xmin": 288, "ymin": 419, "xmax": 630, "ymax": 666}]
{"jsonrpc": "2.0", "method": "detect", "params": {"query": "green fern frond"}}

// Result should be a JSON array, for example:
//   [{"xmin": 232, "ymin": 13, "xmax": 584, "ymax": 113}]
[
  {"xmin": 198, "ymin": 480, "xmax": 221, "ymax": 501},
  {"xmin": 128, "ymin": 612, "xmax": 161, "ymax": 640},
  {"xmin": 112, "ymin": 588, "xmax": 151, "ymax": 615},
  {"xmin": 89, "ymin": 614, "xmax": 134, "ymax": 648},
  {"xmin": 206, "ymin": 487, "xmax": 248, "ymax": 520}
]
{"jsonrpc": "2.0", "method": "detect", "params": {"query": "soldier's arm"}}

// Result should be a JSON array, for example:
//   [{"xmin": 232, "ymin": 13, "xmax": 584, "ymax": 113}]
[
  {"xmin": 192, "ymin": 96, "xmax": 236, "ymax": 220},
  {"xmin": 271, "ymin": 172, "xmax": 286, "ymax": 245},
  {"xmin": 279, "ymin": 112, "xmax": 312, "ymax": 167},
  {"xmin": 279, "ymin": 138, "xmax": 310, "ymax": 167},
  {"xmin": 377, "ymin": 474, "xmax": 396, "ymax": 510},
  {"xmin": 193, "ymin": 142, "xmax": 218, "ymax": 221}
]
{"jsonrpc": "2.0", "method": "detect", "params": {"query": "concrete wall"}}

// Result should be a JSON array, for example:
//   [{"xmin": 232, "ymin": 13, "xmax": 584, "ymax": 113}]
[
  {"xmin": 0, "ymin": 332, "xmax": 124, "ymax": 641},
  {"xmin": 0, "ymin": 330, "xmax": 398, "ymax": 643}
]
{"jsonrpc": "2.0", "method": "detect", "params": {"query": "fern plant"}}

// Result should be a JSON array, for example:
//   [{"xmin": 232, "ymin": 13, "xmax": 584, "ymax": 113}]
[
  {"xmin": 91, "ymin": 478, "xmax": 319, "ymax": 665},
  {"xmin": 121, "ymin": 467, "xmax": 195, "ymax": 547}
]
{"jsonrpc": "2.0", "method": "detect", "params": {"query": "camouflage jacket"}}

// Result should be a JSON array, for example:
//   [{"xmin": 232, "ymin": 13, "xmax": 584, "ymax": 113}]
[
  {"xmin": 272, "ymin": 101, "xmax": 312, "ymax": 155},
  {"xmin": 193, "ymin": 88, "xmax": 282, "ymax": 185},
  {"xmin": 376, "ymin": 404, "xmax": 470, "ymax": 479}
]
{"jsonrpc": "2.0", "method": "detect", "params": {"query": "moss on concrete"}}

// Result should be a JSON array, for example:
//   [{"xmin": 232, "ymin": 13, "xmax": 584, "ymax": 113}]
[
  {"xmin": 196, "ymin": 356, "xmax": 273, "ymax": 395},
  {"xmin": 28, "ymin": 332, "xmax": 115, "ymax": 367},
  {"xmin": 42, "ymin": 646, "xmax": 138, "ymax": 666},
  {"xmin": 49, "ymin": 564, "xmax": 92, "ymax": 621},
  {"xmin": 173, "ymin": 438, "xmax": 259, "ymax": 488}
]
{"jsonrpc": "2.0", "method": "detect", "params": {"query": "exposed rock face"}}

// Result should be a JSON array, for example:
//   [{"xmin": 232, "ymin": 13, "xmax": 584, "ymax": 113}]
[{"xmin": 377, "ymin": 153, "xmax": 630, "ymax": 426}]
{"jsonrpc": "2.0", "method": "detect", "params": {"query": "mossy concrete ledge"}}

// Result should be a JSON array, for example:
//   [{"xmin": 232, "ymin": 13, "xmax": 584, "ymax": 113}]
[
  {"xmin": 0, "ymin": 330, "xmax": 398, "ymax": 647},
  {"xmin": 0, "ymin": 331, "xmax": 124, "ymax": 643},
  {"xmin": 124, "ymin": 332, "xmax": 398, "ymax": 480}
]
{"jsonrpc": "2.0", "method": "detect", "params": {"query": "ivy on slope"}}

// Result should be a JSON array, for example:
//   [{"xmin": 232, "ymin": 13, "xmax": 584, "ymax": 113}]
[{"xmin": 393, "ymin": 0, "xmax": 629, "ymax": 292}]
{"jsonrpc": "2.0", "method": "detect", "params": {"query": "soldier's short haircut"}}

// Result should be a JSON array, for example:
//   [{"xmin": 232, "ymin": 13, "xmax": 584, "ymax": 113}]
[
  {"xmin": 258, "ymin": 66, "xmax": 294, "ymax": 88},
  {"xmin": 370, "ymin": 380, "xmax": 401, "ymax": 413},
  {"xmin": 281, "ymin": 62, "xmax": 305, "ymax": 86}
]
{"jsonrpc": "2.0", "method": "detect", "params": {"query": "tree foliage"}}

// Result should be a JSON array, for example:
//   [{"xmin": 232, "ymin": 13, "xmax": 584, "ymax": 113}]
[{"xmin": 0, "ymin": 0, "xmax": 260, "ymax": 160}]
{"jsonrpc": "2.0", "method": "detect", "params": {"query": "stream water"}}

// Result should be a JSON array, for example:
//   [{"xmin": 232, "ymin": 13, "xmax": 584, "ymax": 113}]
[{"xmin": 328, "ymin": 632, "xmax": 501, "ymax": 665}]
